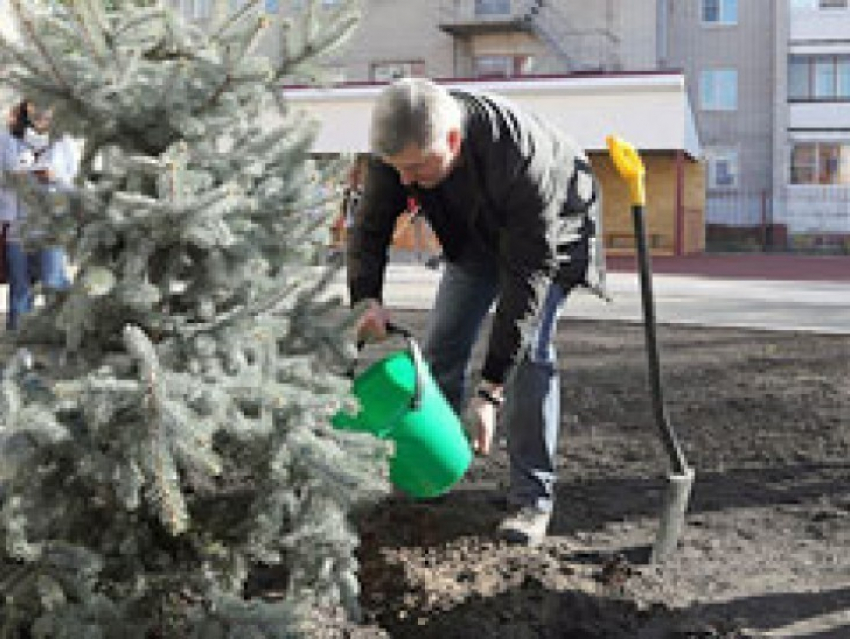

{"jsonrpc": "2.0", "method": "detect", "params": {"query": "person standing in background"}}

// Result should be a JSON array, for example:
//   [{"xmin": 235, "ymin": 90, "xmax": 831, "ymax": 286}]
[{"xmin": 0, "ymin": 100, "xmax": 77, "ymax": 330}]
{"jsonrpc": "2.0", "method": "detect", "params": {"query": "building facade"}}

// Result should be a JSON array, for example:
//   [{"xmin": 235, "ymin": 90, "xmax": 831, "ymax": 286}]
[
  {"xmin": 781, "ymin": 0, "xmax": 850, "ymax": 249},
  {"xmin": 665, "ymin": 0, "xmax": 779, "ymax": 238},
  {"xmin": 173, "ymin": 0, "xmax": 850, "ymax": 249}
]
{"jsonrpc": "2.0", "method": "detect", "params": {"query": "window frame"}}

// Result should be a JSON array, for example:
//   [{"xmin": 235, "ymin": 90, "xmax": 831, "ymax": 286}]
[
  {"xmin": 705, "ymin": 148, "xmax": 740, "ymax": 190},
  {"xmin": 790, "ymin": 141, "xmax": 850, "ymax": 185},
  {"xmin": 700, "ymin": 68, "xmax": 739, "ymax": 111},
  {"xmin": 788, "ymin": 54, "xmax": 850, "ymax": 102},
  {"xmin": 701, "ymin": 0, "xmax": 738, "ymax": 25}
]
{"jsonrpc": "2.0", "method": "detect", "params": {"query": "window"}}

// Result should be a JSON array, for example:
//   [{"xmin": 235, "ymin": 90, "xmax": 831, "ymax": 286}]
[
  {"xmin": 839, "ymin": 59, "xmax": 850, "ymax": 96},
  {"xmin": 791, "ymin": 142, "xmax": 850, "ymax": 184},
  {"xmin": 474, "ymin": 55, "xmax": 512, "ymax": 78},
  {"xmin": 291, "ymin": 0, "xmax": 338, "ymax": 9},
  {"xmin": 788, "ymin": 55, "xmax": 850, "ymax": 101},
  {"xmin": 475, "ymin": 0, "xmax": 511, "ymax": 16},
  {"xmin": 820, "ymin": 144, "xmax": 843, "ymax": 183},
  {"xmin": 815, "ymin": 57, "xmax": 837, "ymax": 98},
  {"xmin": 791, "ymin": 0, "xmax": 849, "ymax": 8},
  {"xmin": 706, "ymin": 149, "xmax": 739, "ymax": 189},
  {"xmin": 473, "ymin": 54, "xmax": 533, "ymax": 78},
  {"xmin": 702, "ymin": 0, "xmax": 738, "ymax": 24},
  {"xmin": 700, "ymin": 69, "xmax": 738, "ymax": 110},
  {"xmin": 791, "ymin": 144, "xmax": 817, "ymax": 184},
  {"xmin": 370, "ymin": 61, "xmax": 425, "ymax": 82},
  {"xmin": 789, "ymin": 57, "xmax": 810, "ymax": 99}
]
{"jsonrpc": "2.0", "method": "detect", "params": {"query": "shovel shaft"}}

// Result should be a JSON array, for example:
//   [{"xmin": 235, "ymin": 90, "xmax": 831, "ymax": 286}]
[{"xmin": 632, "ymin": 205, "xmax": 690, "ymax": 476}]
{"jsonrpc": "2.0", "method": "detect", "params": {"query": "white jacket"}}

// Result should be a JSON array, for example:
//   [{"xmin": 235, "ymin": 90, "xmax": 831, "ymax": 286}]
[
  {"xmin": 0, "ymin": 130, "xmax": 79, "ymax": 239},
  {"xmin": 0, "ymin": 130, "xmax": 22, "ymax": 224}
]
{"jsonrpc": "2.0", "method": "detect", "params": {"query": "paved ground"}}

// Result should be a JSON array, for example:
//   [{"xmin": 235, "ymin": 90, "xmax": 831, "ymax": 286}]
[
  {"xmin": 4, "ymin": 253, "xmax": 849, "ymax": 336},
  {"xmin": 607, "ymin": 253, "xmax": 850, "ymax": 282},
  {"xmin": 334, "ymin": 253, "xmax": 850, "ymax": 336}
]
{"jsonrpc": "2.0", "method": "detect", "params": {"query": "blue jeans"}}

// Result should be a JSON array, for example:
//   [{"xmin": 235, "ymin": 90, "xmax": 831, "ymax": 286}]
[
  {"xmin": 6, "ymin": 242, "xmax": 70, "ymax": 330},
  {"xmin": 422, "ymin": 249, "xmax": 569, "ymax": 513}
]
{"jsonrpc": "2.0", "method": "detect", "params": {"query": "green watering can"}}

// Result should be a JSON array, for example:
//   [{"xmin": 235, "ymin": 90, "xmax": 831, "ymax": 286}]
[{"xmin": 332, "ymin": 324, "xmax": 472, "ymax": 499}]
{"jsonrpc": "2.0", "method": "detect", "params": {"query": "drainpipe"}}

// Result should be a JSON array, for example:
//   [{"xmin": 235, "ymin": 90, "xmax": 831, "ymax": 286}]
[{"xmin": 657, "ymin": 0, "xmax": 669, "ymax": 69}]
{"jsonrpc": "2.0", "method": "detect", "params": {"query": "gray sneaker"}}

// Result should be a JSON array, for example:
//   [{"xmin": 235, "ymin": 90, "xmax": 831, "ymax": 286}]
[{"xmin": 498, "ymin": 506, "xmax": 551, "ymax": 546}]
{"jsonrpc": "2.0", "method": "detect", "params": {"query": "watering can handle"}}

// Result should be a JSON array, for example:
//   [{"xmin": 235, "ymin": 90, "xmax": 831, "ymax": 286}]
[
  {"xmin": 354, "ymin": 323, "xmax": 426, "ymax": 411},
  {"xmin": 385, "ymin": 323, "xmax": 426, "ymax": 411}
]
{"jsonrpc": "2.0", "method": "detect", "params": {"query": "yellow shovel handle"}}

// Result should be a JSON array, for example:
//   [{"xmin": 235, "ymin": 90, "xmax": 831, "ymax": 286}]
[{"xmin": 606, "ymin": 135, "xmax": 646, "ymax": 207}]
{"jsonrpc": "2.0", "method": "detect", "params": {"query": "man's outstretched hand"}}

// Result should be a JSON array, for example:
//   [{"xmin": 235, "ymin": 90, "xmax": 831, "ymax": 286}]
[
  {"xmin": 465, "ymin": 382, "xmax": 504, "ymax": 456},
  {"xmin": 355, "ymin": 298, "xmax": 392, "ymax": 343}
]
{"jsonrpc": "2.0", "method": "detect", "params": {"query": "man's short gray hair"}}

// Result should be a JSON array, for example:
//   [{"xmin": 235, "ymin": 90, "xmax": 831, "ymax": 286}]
[{"xmin": 370, "ymin": 78, "xmax": 462, "ymax": 157}]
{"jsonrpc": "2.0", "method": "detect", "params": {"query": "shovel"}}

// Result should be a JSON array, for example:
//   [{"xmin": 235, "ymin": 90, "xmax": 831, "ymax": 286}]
[{"xmin": 606, "ymin": 135, "xmax": 695, "ymax": 563}]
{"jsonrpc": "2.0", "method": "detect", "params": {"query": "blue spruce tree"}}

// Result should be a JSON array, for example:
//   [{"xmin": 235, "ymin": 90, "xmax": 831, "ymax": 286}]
[{"xmin": 0, "ymin": 0, "xmax": 390, "ymax": 636}]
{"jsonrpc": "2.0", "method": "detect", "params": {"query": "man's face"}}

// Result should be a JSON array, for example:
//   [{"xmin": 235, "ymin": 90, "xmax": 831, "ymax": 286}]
[{"xmin": 383, "ymin": 130, "xmax": 460, "ymax": 189}]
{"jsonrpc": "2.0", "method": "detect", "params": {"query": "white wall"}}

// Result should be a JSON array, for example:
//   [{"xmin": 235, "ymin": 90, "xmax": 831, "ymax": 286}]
[
  {"xmin": 284, "ymin": 74, "xmax": 700, "ymax": 157},
  {"xmin": 790, "ymin": 103, "xmax": 850, "ymax": 130},
  {"xmin": 783, "ymin": 187, "xmax": 850, "ymax": 233},
  {"xmin": 791, "ymin": 4, "xmax": 850, "ymax": 42}
]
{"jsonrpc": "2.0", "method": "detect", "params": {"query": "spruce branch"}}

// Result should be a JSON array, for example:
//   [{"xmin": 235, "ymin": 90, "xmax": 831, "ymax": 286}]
[
  {"xmin": 210, "ymin": 0, "xmax": 261, "ymax": 41},
  {"xmin": 66, "ymin": 0, "xmax": 109, "ymax": 67},
  {"xmin": 0, "ymin": 0, "xmax": 385, "ymax": 632},
  {"xmin": 0, "ymin": 33, "xmax": 56, "ymax": 87},
  {"xmin": 275, "ymin": 2, "xmax": 359, "ymax": 82},
  {"xmin": 123, "ymin": 325, "xmax": 189, "ymax": 536},
  {"xmin": 178, "ymin": 278, "xmax": 301, "ymax": 339},
  {"xmin": 9, "ymin": 0, "xmax": 72, "ymax": 93},
  {"xmin": 203, "ymin": 15, "xmax": 271, "ymax": 111},
  {"xmin": 75, "ymin": 0, "xmax": 115, "ymax": 61}
]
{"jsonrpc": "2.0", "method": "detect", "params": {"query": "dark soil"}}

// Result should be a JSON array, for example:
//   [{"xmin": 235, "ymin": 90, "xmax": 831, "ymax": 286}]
[{"xmin": 350, "ymin": 311, "xmax": 850, "ymax": 639}]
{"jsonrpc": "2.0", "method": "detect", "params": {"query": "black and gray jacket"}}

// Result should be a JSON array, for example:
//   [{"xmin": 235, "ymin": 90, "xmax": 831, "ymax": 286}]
[{"xmin": 347, "ymin": 88, "xmax": 605, "ymax": 384}]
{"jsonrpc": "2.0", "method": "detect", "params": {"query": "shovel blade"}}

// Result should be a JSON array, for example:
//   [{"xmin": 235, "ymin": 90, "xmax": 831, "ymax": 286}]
[{"xmin": 651, "ymin": 467, "xmax": 696, "ymax": 563}]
